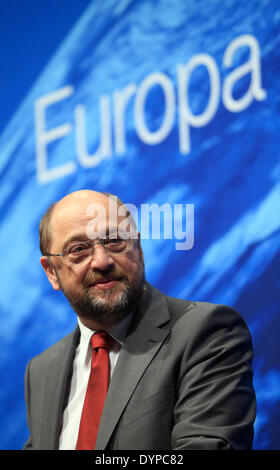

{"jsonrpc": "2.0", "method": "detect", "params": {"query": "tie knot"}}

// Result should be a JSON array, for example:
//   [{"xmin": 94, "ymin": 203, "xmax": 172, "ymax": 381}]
[{"xmin": 91, "ymin": 331, "xmax": 113, "ymax": 351}]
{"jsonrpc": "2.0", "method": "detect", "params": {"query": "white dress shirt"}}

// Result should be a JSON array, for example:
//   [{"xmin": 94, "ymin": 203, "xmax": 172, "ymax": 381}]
[{"xmin": 59, "ymin": 313, "xmax": 133, "ymax": 450}]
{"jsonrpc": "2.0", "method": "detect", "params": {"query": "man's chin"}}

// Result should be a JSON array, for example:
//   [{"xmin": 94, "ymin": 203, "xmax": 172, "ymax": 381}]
[{"xmin": 70, "ymin": 281, "xmax": 144, "ymax": 327}]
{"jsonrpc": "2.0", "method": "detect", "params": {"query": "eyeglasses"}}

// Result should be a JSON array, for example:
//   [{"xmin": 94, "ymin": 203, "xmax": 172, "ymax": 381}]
[{"xmin": 45, "ymin": 237, "xmax": 133, "ymax": 267}]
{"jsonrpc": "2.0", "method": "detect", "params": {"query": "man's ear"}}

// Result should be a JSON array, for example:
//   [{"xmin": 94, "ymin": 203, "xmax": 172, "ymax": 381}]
[{"xmin": 40, "ymin": 257, "xmax": 61, "ymax": 291}]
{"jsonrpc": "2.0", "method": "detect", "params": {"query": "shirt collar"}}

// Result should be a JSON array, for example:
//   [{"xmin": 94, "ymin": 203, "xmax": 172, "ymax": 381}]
[{"xmin": 77, "ymin": 312, "xmax": 134, "ymax": 366}]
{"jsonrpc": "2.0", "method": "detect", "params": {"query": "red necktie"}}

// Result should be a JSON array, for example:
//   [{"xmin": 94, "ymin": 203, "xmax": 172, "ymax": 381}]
[{"xmin": 76, "ymin": 331, "xmax": 113, "ymax": 450}]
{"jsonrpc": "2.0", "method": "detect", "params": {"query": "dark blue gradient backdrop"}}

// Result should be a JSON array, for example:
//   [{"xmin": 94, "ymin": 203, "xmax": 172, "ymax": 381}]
[{"xmin": 0, "ymin": 0, "xmax": 279, "ymax": 450}]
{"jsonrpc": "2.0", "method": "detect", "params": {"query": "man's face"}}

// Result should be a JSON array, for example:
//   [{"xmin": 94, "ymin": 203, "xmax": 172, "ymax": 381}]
[{"xmin": 41, "ymin": 193, "xmax": 145, "ymax": 329}]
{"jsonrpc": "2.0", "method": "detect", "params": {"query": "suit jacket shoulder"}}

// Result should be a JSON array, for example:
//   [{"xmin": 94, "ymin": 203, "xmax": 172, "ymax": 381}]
[{"xmin": 100, "ymin": 285, "xmax": 255, "ymax": 450}]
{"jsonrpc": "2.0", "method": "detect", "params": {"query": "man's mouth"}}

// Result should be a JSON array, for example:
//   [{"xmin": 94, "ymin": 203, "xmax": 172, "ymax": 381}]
[{"xmin": 88, "ymin": 278, "xmax": 122, "ymax": 290}]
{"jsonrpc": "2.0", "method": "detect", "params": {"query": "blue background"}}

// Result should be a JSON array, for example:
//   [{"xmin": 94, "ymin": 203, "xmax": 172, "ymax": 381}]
[{"xmin": 0, "ymin": 0, "xmax": 279, "ymax": 450}]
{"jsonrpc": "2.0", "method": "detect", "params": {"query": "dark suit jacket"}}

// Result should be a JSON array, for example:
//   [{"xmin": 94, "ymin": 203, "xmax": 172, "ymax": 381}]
[{"xmin": 23, "ymin": 283, "xmax": 256, "ymax": 450}]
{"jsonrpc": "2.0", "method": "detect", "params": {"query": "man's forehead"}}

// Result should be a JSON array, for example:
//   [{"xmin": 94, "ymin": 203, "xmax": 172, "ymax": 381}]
[
  {"xmin": 51, "ymin": 201, "xmax": 135, "ymax": 243},
  {"xmin": 53, "ymin": 195, "xmax": 114, "ymax": 224},
  {"xmin": 53, "ymin": 213, "xmax": 123, "ymax": 236}
]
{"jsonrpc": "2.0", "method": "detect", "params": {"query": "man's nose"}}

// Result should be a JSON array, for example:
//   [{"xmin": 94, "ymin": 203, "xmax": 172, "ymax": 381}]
[{"xmin": 89, "ymin": 243, "xmax": 114, "ymax": 270}]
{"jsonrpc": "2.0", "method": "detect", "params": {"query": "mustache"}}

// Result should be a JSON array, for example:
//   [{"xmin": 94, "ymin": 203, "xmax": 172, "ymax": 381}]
[{"xmin": 84, "ymin": 268, "xmax": 128, "ymax": 287}]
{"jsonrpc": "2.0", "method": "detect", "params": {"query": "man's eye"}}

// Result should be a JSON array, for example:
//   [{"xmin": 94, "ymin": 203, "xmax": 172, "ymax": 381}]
[
  {"xmin": 69, "ymin": 244, "xmax": 90, "ymax": 255},
  {"xmin": 106, "ymin": 238, "xmax": 121, "ymax": 244}
]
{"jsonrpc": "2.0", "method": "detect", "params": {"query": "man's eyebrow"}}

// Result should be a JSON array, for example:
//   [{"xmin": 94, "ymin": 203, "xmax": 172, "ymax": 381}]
[
  {"xmin": 62, "ymin": 233, "xmax": 89, "ymax": 250},
  {"xmin": 62, "ymin": 228, "xmax": 119, "ymax": 250}
]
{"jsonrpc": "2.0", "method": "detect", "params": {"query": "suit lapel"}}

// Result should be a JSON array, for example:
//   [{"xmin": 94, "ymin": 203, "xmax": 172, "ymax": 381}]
[
  {"xmin": 40, "ymin": 328, "xmax": 79, "ymax": 449},
  {"xmin": 95, "ymin": 284, "xmax": 170, "ymax": 450}
]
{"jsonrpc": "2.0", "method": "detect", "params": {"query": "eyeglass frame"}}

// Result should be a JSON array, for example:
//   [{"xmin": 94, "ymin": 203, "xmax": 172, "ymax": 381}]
[{"xmin": 44, "ymin": 237, "xmax": 134, "ymax": 265}]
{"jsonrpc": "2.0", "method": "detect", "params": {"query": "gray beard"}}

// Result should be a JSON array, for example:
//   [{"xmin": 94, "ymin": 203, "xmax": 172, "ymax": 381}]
[
  {"xmin": 69, "ymin": 280, "xmax": 145, "ymax": 327},
  {"xmin": 56, "ymin": 265, "xmax": 145, "ymax": 327}
]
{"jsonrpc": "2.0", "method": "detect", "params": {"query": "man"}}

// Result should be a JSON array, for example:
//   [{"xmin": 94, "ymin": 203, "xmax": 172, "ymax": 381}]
[{"xmin": 24, "ymin": 189, "xmax": 256, "ymax": 450}]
